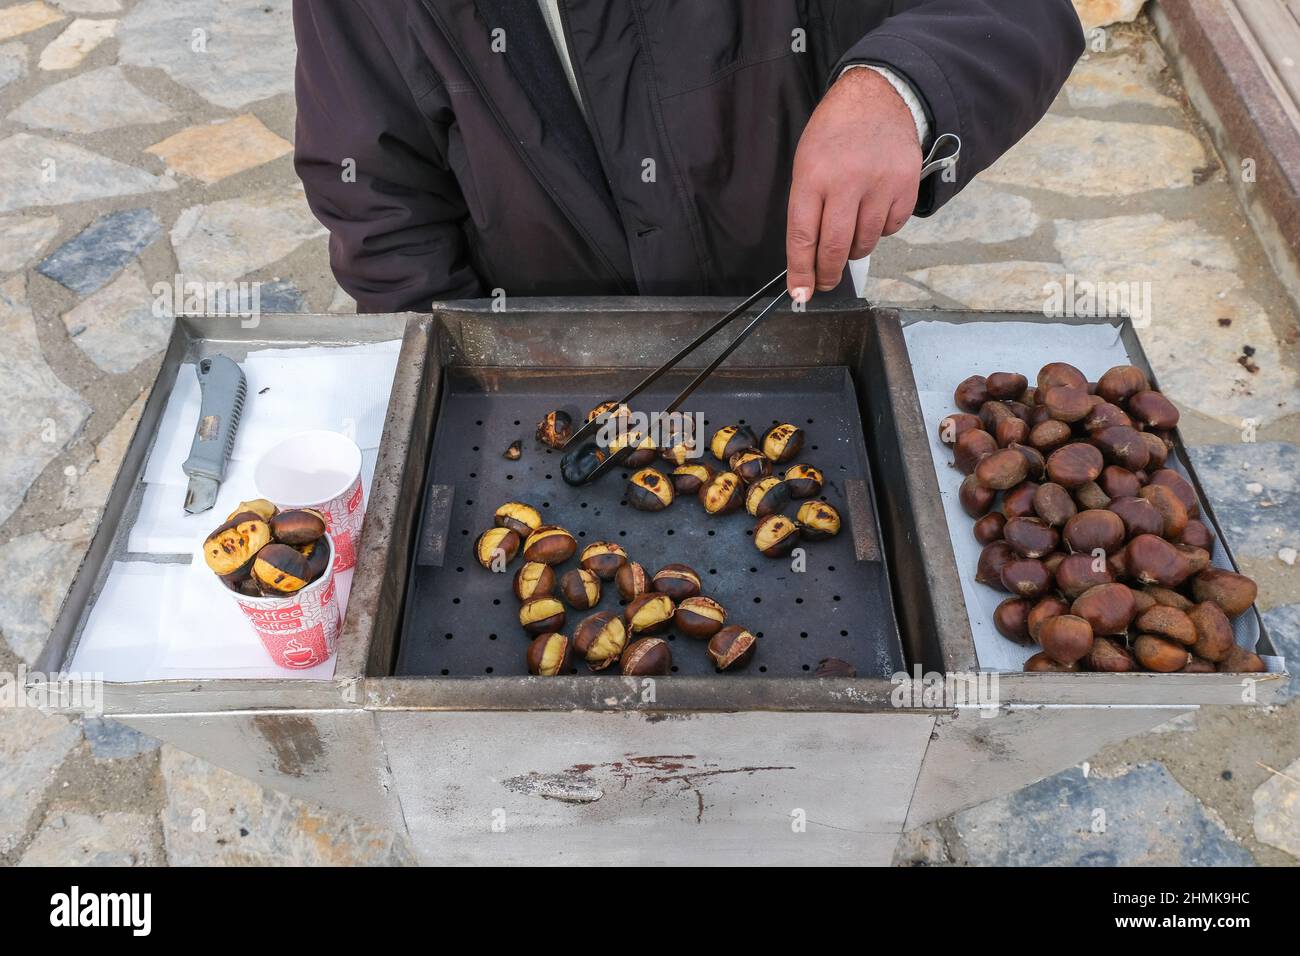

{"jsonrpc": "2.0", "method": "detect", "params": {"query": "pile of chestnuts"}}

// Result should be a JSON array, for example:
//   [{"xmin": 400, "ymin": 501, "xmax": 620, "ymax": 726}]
[
  {"xmin": 474, "ymin": 497, "xmax": 763, "ymax": 676},
  {"xmin": 202, "ymin": 498, "xmax": 331, "ymax": 597},
  {"xmin": 944, "ymin": 362, "xmax": 1265, "ymax": 675}
]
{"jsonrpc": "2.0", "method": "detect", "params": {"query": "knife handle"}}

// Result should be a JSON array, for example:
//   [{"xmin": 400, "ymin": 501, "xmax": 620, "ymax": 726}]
[{"xmin": 182, "ymin": 355, "xmax": 246, "ymax": 482}]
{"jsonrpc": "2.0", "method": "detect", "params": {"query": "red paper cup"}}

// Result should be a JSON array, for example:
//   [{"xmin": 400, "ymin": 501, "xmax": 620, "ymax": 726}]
[
  {"xmin": 233, "ymin": 536, "xmax": 341, "ymax": 670},
  {"xmin": 254, "ymin": 430, "xmax": 365, "ymax": 573}
]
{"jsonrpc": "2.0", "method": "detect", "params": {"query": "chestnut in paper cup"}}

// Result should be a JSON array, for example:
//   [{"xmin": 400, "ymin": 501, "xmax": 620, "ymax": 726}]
[
  {"xmin": 254, "ymin": 430, "xmax": 365, "ymax": 573},
  {"xmin": 230, "ymin": 534, "xmax": 341, "ymax": 670}
]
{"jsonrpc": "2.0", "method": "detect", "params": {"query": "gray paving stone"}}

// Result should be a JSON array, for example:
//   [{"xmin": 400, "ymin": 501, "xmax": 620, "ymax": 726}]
[
  {"xmin": 38, "ymin": 207, "xmax": 160, "ymax": 295},
  {"xmin": 9, "ymin": 66, "xmax": 172, "ymax": 134},
  {"xmin": 0, "ymin": 213, "xmax": 59, "ymax": 272},
  {"xmin": 0, "ymin": 706, "xmax": 82, "ymax": 855},
  {"xmin": 257, "ymin": 278, "xmax": 306, "ymax": 314},
  {"xmin": 0, "ymin": 133, "xmax": 176, "ymax": 213},
  {"xmin": 82, "ymin": 718, "xmax": 159, "ymax": 760},
  {"xmin": 19, "ymin": 811, "xmax": 159, "ymax": 866},
  {"xmin": 1260, "ymin": 604, "xmax": 1299, "ymax": 701},
  {"xmin": 119, "ymin": 0, "xmax": 294, "ymax": 109},
  {"xmin": 1252, "ymin": 756, "xmax": 1300, "ymax": 860},
  {"xmin": 952, "ymin": 762, "xmax": 1255, "ymax": 866},
  {"xmin": 61, "ymin": 263, "xmax": 172, "ymax": 373},
  {"xmin": 52, "ymin": 0, "xmax": 121, "ymax": 13},
  {"xmin": 899, "ymin": 181, "xmax": 1040, "ymax": 246},
  {"xmin": 0, "ymin": 41, "xmax": 27, "ymax": 90},
  {"xmin": 0, "ymin": 510, "xmax": 96, "ymax": 664},
  {"xmin": 170, "ymin": 186, "xmax": 325, "ymax": 284},
  {"xmin": 1187, "ymin": 443, "xmax": 1299, "ymax": 562}
]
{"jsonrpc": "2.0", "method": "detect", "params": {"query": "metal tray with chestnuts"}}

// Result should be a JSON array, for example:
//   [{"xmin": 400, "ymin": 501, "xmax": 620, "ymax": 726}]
[{"xmin": 944, "ymin": 362, "xmax": 1266, "ymax": 676}]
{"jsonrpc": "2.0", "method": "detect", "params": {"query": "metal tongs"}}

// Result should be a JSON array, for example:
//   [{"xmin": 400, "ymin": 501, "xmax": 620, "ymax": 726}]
[{"xmin": 559, "ymin": 133, "xmax": 962, "ymax": 486}]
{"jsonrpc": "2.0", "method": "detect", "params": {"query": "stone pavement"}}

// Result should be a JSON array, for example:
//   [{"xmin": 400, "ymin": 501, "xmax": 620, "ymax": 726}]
[{"xmin": 0, "ymin": 1, "xmax": 1295, "ymax": 866}]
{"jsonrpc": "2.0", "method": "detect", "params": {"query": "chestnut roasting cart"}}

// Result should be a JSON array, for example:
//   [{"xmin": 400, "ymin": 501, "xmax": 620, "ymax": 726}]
[{"xmin": 39, "ymin": 300, "xmax": 1287, "ymax": 865}]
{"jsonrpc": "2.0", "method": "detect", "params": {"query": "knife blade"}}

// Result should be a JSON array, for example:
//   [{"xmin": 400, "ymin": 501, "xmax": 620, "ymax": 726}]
[{"xmin": 181, "ymin": 355, "xmax": 246, "ymax": 514}]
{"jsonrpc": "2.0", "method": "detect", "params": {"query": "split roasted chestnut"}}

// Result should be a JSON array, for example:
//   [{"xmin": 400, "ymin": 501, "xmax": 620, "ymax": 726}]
[
  {"xmin": 621, "ymin": 637, "xmax": 672, "ymax": 676},
  {"xmin": 573, "ymin": 611, "xmax": 627, "ymax": 671},
  {"xmin": 535, "ymin": 409, "xmax": 573, "ymax": 449},
  {"xmin": 252, "ymin": 542, "xmax": 313, "ymax": 594},
  {"xmin": 203, "ymin": 513, "xmax": 272, "ymax": 580},
  {"xmin": 710, "ymin": 424, "xmax": 757, "ymax": 462},
  {"xmin": 783, "ymin": 464, "xmax": 824, "ymax": 499},
  {"xmin": 761, "ymin": 423, "xmax": 805, "ymax": 463},
  {"xmin": 754, "ymin": 513, "xmax": 799, "ymax": 557},
  {"xmin": 227, "ymin": 498, "xmax": 277, "ymax": 522},
  {"xmin": 519, "ymin": 596, "xmax": 566, "ymax": 635},
  {"xmin": 474, "ymin": 527, "xmax": 521, "ymax": 570},
  {"xmin": 670, "ymin": 463, "xmax": 714, "ymax": 496},
  {"xmin": 522, "ymin": 525, "xmax": 576, "ymax": 565},
  {"xmin": 513, "ymin": 561, "xmax": 556, "ymax": 601},
  {"xmin": 729, "ymin": 450, "xmax": 772, "ymax": 484},
  {"xmin": 797, "ymin": 501, "xmax": 841, "ymax": 541},
  {"xmin": 494, "ymin": 501, "xmax": 542, "ymax": 537},
  {"xmin": 674, "ymin": 596, "xmax": 726, "ymax": 638},
  {"xmin": 300, "ymin": 538, "xmax": 330, "ymax": 583},
  {"xmin": 746, "ymin": 476, "xmax": 791, "ymax": 518},
  {"xmin": 699, "ymin": 471, "xmax": 744, "ymax": 515},
  {"xmin": 627, "ymin": 467, "xmax": 674, "ymax": 511},
  {"xmin": 653, "ymin": 564, "xmax": 701, "ymax": 602},
  {"xmin": 560, "ymin": 568, "xmax": 601, "ymax": 610},
  {"xmin": 615, "ymin": 561, "xmax": 650, "ymax": 601},
  {"xmin": 268, "ymin": 508, "xmax": 326, "ymax": 546},
  {"xmin": 579, "ymin": 541, "xmax": 627, "ymax": 580},
  {"xmin": 611, "ymin": 430, "xmax": 658, "ymax": 468},
  {"xmin": 526, "ymin": 632, "xmax": 571, "ymax": 676},
  {"xmin": 625, "ymin": 592, "xmax": 675, "ymax": 634},
  {"xmin": 587, "ymin": 401, "xmax": 631, "ymax": 424},
  {"xmin": 707, "ymin": 625, "xmax": 756, "ymax": 671}
]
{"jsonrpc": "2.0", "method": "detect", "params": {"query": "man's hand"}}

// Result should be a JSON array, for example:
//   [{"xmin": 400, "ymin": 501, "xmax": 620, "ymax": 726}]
[{"xmin": 787, "ymin": 67, "xmax": 923, "ymax": 302}]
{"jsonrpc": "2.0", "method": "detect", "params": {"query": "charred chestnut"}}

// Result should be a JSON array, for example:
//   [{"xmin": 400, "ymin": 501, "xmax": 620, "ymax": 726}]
[
  {"xmin": 670, "ymin": 463, "xmax": 714, "ymax": 496},
  {"xmin": 699, "ymin": 471, "xmax": 745, "ymax": 515},
  {"xmin": 252, "ymin": 542, "xmax": 313, "ymax": 594},
  {"xmin": 708, "ymin": 625, "xmax": 757, "ymax": 671},
  {"xmin": 522, "ymin": 525, "xmax": 576, "ymax": 565},
  {"xmin": 729, "ymin": 450, "xmax": 772, "ymax": 484},
  {"xmin": 783, "ymin": 464, "xmax": 824, "ymax": 499},
  {"xmin": 615, "ymin": 561, "xmax": 650, "ymax": 600},
  {"xmin": 535, "ymin": 409, "xmax": 573, "ymax": 449},
  {"xmin": 203, "ymin": 513, "xmax": 272, "ymax": 580},
  {"xmin": 587, "ymin": 401, "xmax": 631, "ymax": 424},
  {"xmin": 652, "ymin": 564, "xmax": 701, "ymax": 602},
  {"xmin": 560, "ymin": 568, "xmax": 601, "ymax": 610},
  {"xmin": 475, "ymin": 527, "xmax": 522, "ymax": 569},
  {"xmin": 513, "ymin": 561, "xmax": 556, "ymax": 601},
  {"xmin": 674, "ymin": 596, "xmax": 726, "ymax": 638},
  {"xmin": 560, "ymin": 442, "xmax": 607, "ymax": 485},
  {"xmin": 797, "ymin": 501, "xmax": 841, "ymax": 541},
  {"xmin": 627, "ymin": 467, "xmax": 675, "ymax": 511},
  {"xmin": 573, "ymin": 611, "xmax": 627, "ymax": 671},
  {"xmin": 621, "ymin": 637, "xmax": 672, "ymax": 676},
  {"xmin": 761, "ymin": 423, "xmax": 805, "ymax": 463},
  {"xmin": 754, "ymin": 513, "xmax": 800, "ymax": 557},
  {"xmin": 526, "ymin": 632, "xmax": 572, "ymax": 676},
  {"xmin": 269, "ymin": 508, "xmax": 326, "ymax": 546},
  {"xmin": 746, "ymin": 476, "xmax": 791, "ymax": 518},
  {"xmin": 300, "ymin": 537, "xmax": 330, "ymax": 583},
  {"xmin": 494, "ymin": 501, "xmax": 542, "ymax": 537},
  {"xmin": 709, "ymin": 424, "xmax": 758, "ymax": 462},
  {"xmin": 579, "ymin": 541, "xmax": 627, "ymax": 580},
  {"xmin": 625, "ymin": 592, "xmax": 675, "ymax": 634}
]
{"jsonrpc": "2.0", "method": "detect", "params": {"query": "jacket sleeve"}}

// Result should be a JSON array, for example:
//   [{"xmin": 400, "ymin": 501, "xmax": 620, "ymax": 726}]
[
  {"xmin": 293, "ymin": 0, "xmax": 483, "ymax": 313},
  {"xmin": 832, "ymin": 0, "xmax": 1084, "ymax": 216}
]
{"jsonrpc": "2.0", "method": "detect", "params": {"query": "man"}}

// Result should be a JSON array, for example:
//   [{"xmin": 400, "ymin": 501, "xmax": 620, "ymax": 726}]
[{"xmin": 294, "ymin": 1, "xmax": 1083, "ymax": 313}]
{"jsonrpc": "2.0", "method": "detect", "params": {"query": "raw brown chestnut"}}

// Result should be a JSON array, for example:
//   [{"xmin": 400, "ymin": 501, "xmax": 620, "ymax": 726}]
[
  {"xmin": 1177, "ymin": 520, "xmax": 1213, "ymax": 550},
  {"xmin": 1086, "ymin": 636, "xmax": 1136, "ymax": 672},
  {"xmin": 1003, "ymin": 517, "xmax": 1059, "ymax": 559},
  {"xmin": 986, "ymin": 371, "xmax": 1028, "ymax": 400},
  {"xmin": 1092, "ymin": 425, "xmax": 1149, "ymax": 472},
  {"xmin": 707, "ymin": 625, "xmax": 757, "ymax": 671},
  {"xmin": 1175, "ymin": 544, "xmax": 1211, "ymax": 577},
  {"xmin": 1046, "ymin": 443, "xmax": 1103, "ymax": 489},
  {"xmin": 745, "ymin": 476, "xmax": 790, "ymax": 518},
  {"xmin": 1024, "ymin": 652, "xmax": 1080, "ymax": 672},
  {"xmin": 1108, "ymin": 496, "xmax": 1163, "ymax": 539},
  {"xmin": 783, "ymin": 464, "xmax": 824, "ymax": 499},
  {"xmin": 519, "ymin": 596, "xmax": 565, "ymax": 635},
  {"xmin": 975, "ymin": 448, "xmax": 1028, "ymax": 490},
  {"xmin": 761, "ymin": 423, "xmax": 805, "ymax": 463},
  {"xmin": 959, "ymin": 475, "xmax": 995, "ymax": 518},
  {"xmin": 1071, "ymin": 582, "xmax": 1136, "ymax": 635},
  {"xmin": 1039, "ymin": 614, "xmax": 1094, "ymax": 665},
  {"xmin": 1033, "ymin": 482, "xmax": 1077, "ymax": 527},
  {"xmin": 1002, "ymin": 481, "xmax": 1039, "ymax": 519},
  {"xmin": 203, "ymin": 513, "xmax": 272, "ymax": 579},
  {"xmin": 1006, "ymin": 400, "xmax": 1031, "ymax": 422},
  {"xmin": 1083, "ymin": 402, "xmax": 1132, "ymax": 434},
  {"xmin": 494, "ymin": 501, "xmax": 543, "ymax": 537},
  {"xmin": 1128, "ymin": 390, "xmax": 1180, "ymax": 430},
  {"xmin": 1192, "ymin": 568, "xmax": 1257, "ymax": 618},
  {"xmin": 814, "ymin": 658, "xmax": 858, "ymax": 677},
  {"xmin": 976, "ymin": 542, "xmax": 1017, "ymax": 590},
  {"xmin": 670, "ymin": 463, "xmax": 714, "ymax": 496},
  {"xmin": 1096, "ymin": 365, "xmax": 1149, "ymax": 405},
  {"xmin": 1218, "ymin": 645, "xmax": 1266, "ymax": 674},
  {"xmin": 560, "ymin": 568, "xmax": 601, "ymax": 610},
  {"xmin": 938, "ymin": 413, "xmax": 983, "ymax": 445},
  {"xmin": 1133, "ymin": 634, "xmax": 1190, "ymax": 672},
  {"xmin": 674, "ymin": 596, "xmax": 726, "ymax": 638},
  {"xmin": 1139, "ymin": 432, "xmax": 1169, "ymax": 469},
  {"xmin": 729, "ymin": 449, "xmax": 772, "ymax": 484},
  {"xmin": 699, "ymin": 471, "xmax": 744, "ymax": 514},
  {"xmin": 953, "ymin": 374, "xmax": 989, "ymax": 412},
  {"xmin": 1028, "ymin": 403, "xmax": 1053, "ymax": 427},
  {"xmin": 1107, "ymin": 548, "xmax": 1130, "ymax": 581},
  {"xmin": 1042, "ymin": 385, "xmax": 1093, "ymax": 423},
  {"xmin": 252, "ymin": 543, "xmax": 313, "ymax": 594},
  {"xmin": 1043, "ymin": 552, "xmax": 1067, "ymax": 577},
  {"xmin": 625, "ymin": 592, "xmax": 675, "ymax": 634},
  {"xmin": 954, "ymin": 429, "xmax": 998, "ymax": 474},
  {"xmin": 1054, "ymin": 553, "xmax": 1113, "ymax": 600},
  {"xmin": 754, "ymin": 513, "xmax": 800, "ymax": 557},
  {"xmin": 580, "ymin": 541, "xmax": 627, "ymax": 580},
  {"xmin": 709, "ymin": 424, "xmax": 757, "ymax": 462},
  {"xmin": 994, "ymin": 597, "xmax": 1032, "ymax": 644},
  {"xmin": 522, "ymin": 525, "xmax": 576, "ymax": 565},
  {"xmin": 513, "ymin": 561, "xmax": 556, "ymax": 601},
  {"xmin": 615, "ymin": 562, "xmax": 650, "ymax": 600},
  {"xmin": 627, "ymin": 467, "xmax": 674, "ymax": 511},
  {"xmin": 996, "ymin": 417, "xmax": 1030, "ymax": 448},
  {"xmin": 1001, "ymin": 558, "xmax": 1050, "ymax": 599},
  {"xmin": 1098, "ymin": 465, "xmax": 1141, "ymax": 500},
  {"xmin": 535, "ymin": 409, "xmax": 573, "ymax": 449},
  {"xmin": 526, "ymin": 632, "xmax": 572, "ymax": 676},
  {"xmin": 1130, "ymin": 588, "xmax": 1157, "ymax": 615},
  {"xmin": 1126, "ymin": 534, "xmax": 1192, "ymax": 587},
  {"xmin": 1146, "ymin": 469, "xmax": 1199, "ymax": 518},
  {"xmin": 1181, "ymin": 656, "xmax": 1216, "ymax": 673},
  {"xmin": 1075, "ymin": 481, "xmax": 1111, "ymax": 510},
  {"xmin": 1063, "ymin": 509, "xmax": 1126, "ymax": 555},
  {"xmin": 1009, "ymin": 442, "xmax": 1047, "ymax": 481},
  {"xmin": 1037, "ymin": 362, "xmax": 1088, "ymax": 393},
  {"xmin": 1029, "ymin": 419, "xmax": 1073, "ymax": 453},
  {"xmin": 1028, "ymin": 594, "xmax": 1071, "ymax": 641},
  {"xmin": 620, "ymin": 637, "xmax": 672, "ymax": 676},
  {"xmin": 1144, "ymin": 585, "xmax": 1193, "ymax": 612},
  {"xmin": 980, "ymin": 400, "xmax": 1015, "ymax": 431},
  {"xmin": 573, "ymin": 611, "xmax": 627, "ymax": 671},
  {"xmin": 1135, "ymin": 606, "xmax": 1196, "ymax": 646},
  {"xmin": 475, "ymin": 527, "xmax": 522, "ymax": 570},
  {"xmin": 1138, "ymin": 484, "xmax": 1188, "ymax": 539},
  {"xmin": 652, "ymin": 564, "xmax": 701, "ymax": 602},
  {"xmin": 973, "ymin": 512, "xmax": 1006, "ymax": 545},
  {"xmin": 270, "ymin": 508, "xmax": 327, "ymax": 546},
  {"xmin": 797, "ymin": 501, "xmax": 841, "ymax": 540}
]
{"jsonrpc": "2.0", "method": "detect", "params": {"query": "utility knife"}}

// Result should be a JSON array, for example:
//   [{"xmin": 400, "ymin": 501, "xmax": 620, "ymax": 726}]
[{"xmin": 181, "ymin": 355, "xmax": 246, "ymax": 514}]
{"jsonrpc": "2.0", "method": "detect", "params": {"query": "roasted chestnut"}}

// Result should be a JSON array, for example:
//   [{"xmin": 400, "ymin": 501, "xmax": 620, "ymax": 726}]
[
  {"xmin": 994, "ymin": 597, "xmax": 1032, "ymax": 644},
  {"xmin": 615, "ymin": 561, "xmax": 650, "ymax": 600},
  {"xmin": 203, "ymin": 513, "xmax": 272, "ymax": 579},
  {"xmin": 1071, "ymin": 582, "xmax": 1136, "ymax": 635},
  {"xmin": 587, "ymin": 401, "xmax": 631, "ymax": 424},
  {"xmin": 1054, "ymin": 552, "xmax": 1113, "ymax": 599},
  {"xmin": 973, "ymin": 512, "xmax": 1006, "ymax": 545},
  {"xmin": 621, "ymin": 637, "xmax": 672, "ymax": 676},
  {"xmin": 269, "ymin": 508, "xmax": 326, "ymax": 546},
  {"xmin": 535, "ymin": 409, "xmax": 573, "ymax": 449},
  {"xmin": 1046, "ymin": 443, "xmax": 1103, "ymax": 489},
  {"xmin": 986, "ymin": 371, "xmax": 1028, "ymax": 400},
  {"xmin": 579, "ymin": 541, "xmax": 627, "ymax": 580},
  {"xmin": 227, "ymin": 498, "xmax": 277, "ymax": 522},
  {"xmin": 560, "ymin": 568, "xmax": 601, "ymax": 610},
  {"xmin": 560, "ymin": 442, "xmax": 607, "ymax": 485},
  {"xmin": 503, "ymin": 440, "xmax": 523, "ymax": 461},
  {"xmin": 754, "ymin": 513, "xmax": 800, "ymax": 557},
  {"xmin": 625, "ymin": 592, "xmax": 675, "ymax": 634},
  {"xmin": 513, "ymin": 561, "xmax": 556, "ymax": 601},
  {"xmin": 699, "ymin": 471, "xmax": 744, "ymax": 515},
  {"xmin": 783, "ymin": 464, "xmax": 824, "ymax": 499},
  {"xmin": 494, "ymin": 501, "xmax": 542, "ymax": 537},
  {"xmin": 475, "ymin": 527, "xmax": 522, "ymax": 570},
  {"xmin": 1086, "ymin": 636, "xmax": 1136, "ymax": 672},
  {"xmin": 954, "ymin": 429, "xmax": 998, "ymax": 474},
  {"xmin": 1003, "ymin": 517, "xmax": 1058, "ymax": 559},
  {"xmin": 760, "ymin": 423, "xmax": 805, "ymax": 463},
  {"xmin": 1092, "ymin": 426, "xmax": 1149, "ymax": 472},
  {"xmin": 961, "ymin": 474, "xmax": 996, "ymax": 518},
  {"xmin": 730, "ymin": 449, "xmax": 772, "ymax": 484},
  {"xmin": 1135, "ymin": 605, "xmax": 1195, "ymax": 646},
  {"xmin": 1192, "ymin": 569, "xmax": 1257, "ymax": 618},
  {"xmin": 519, "ymin": 596, "xmax": 565, "ymax": 635},
  {"xmin": 252, "ymin": 542, "xmax": 313, "ymax": 594},
  {"xmin": 627, "ymin": 467, "xmax": 674, "ymax": 511},
  {"xmin": 1063, "ymin": 509, "xmax": 1126, "ymax": 554},
  {"xmin": 670, "ymin": 463, "xmax": 714, "ymax": 496},
  {"xmin": 522, "ymin": 525, "xmax": 576, "ymax": 565},
  {"xmin": 526, "ymin": 632, "xmax": 572, "ymax": 676},
  {"xmin": 746, "ymin": 476, "xmax": 790, "ymax": 518},
  {"xmin": 954, "ymin": 375, "xmax": 989, "ymax": 412},
  {"xmin": 974, "ymin": 448, "xmax": 1028, "ymax": 490},
  {"xmin": 1133, "ymin": 634, "xmax": 1190, "ymax": 673},
  {"xmin": 708, "ymin": 625, "xmax": 756, "ymax": 670},
  {"xmin": 797, "ymin": 501, "xmax": 841, "ymax": 540},
  {"xmin": 1037, "ymin": 362, "xmax": 1088, "ymax": 392},
  {"xmin": 674, "ymin": 596, "xmax": 726, "ymax": 638},
  {"xmin": 611, "ymin": 430, "xmax": 659, "ymax": 468},
  {"xmin": 1032, "ymin": 482, "xmax": 1077, "ymax": 527},
  {"xmin": 709, "ymin": 424, "xmax": 757, "ymax": 462},
  {"xmin": 1039, "ymin": 614, "xmax": 1094, "ymax": 665},
  {"xmin": 1096, "ymin": 365, "xmax": 1149, "ymax": 405},
  {"xmin": 1128, "ymin": 390, "xmax": 1179, "ymax": 430},
  {"xmin": 300, "ymin": 538, "xmax": 330, "ymax": 583},
  {"xmin": 652, "ymin": 564, "xmax": 701, "ymax": 602},
  {"xmin": 573, "ymin": 611, "xmax": 627, "ymax": 671}
]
